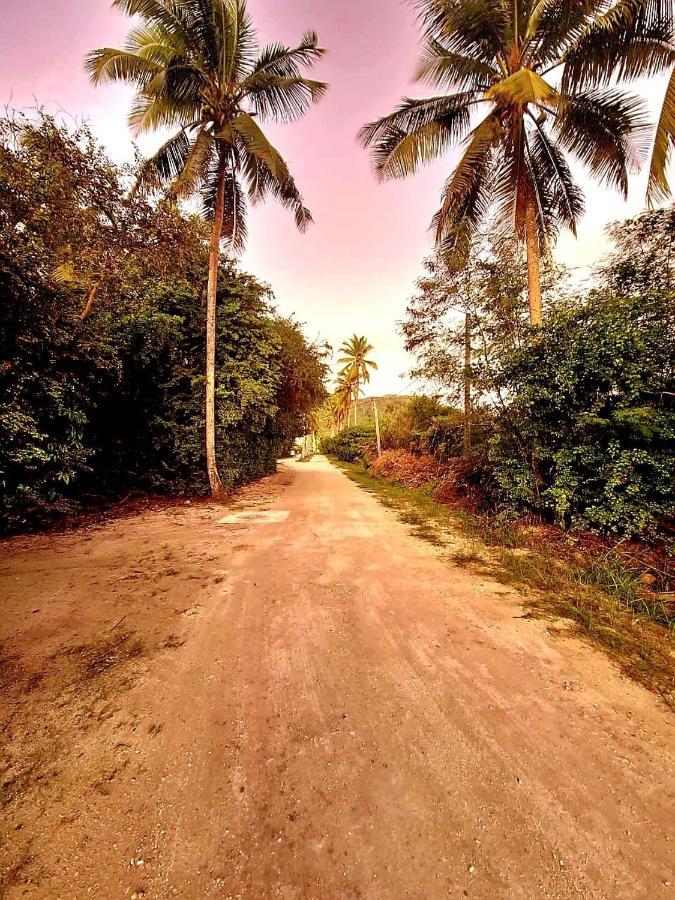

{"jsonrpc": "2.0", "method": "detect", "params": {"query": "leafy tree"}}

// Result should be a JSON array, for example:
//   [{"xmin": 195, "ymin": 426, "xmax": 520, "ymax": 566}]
[
  {"xmin": 87, "ymin": 0, "xmax": 326, "ymax": 497},
  {"xmin": 271, "ymin": 318, "xmax": 329, "ymax": 449},
  {"xmin": 402, "ymin": 237, "xmax": 563, "ymax": 407},
  {"xmin": 337, "ymin": 336, "xmax": 378, "ymax": 425},
  {"xmin": 0, "ymin": 111, "xmax": 326, "ymax": 534},
  {"xmin": 359, "ymin": 0, "xmax": 666, "ymax": 325},
  {"xmin": 491, "ymin": 289, "xmax": 674, "ymax": 536}
]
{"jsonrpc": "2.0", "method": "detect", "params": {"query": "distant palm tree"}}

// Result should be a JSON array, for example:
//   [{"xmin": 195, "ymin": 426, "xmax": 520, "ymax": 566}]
[
  {"xmin": 87, "ymin": 0, "xmax": 326, "ymax": 497},
  {"xmin": 338, "ymin": 336, "xmax": 377, "ymax": 426},
  {"xmin": 360, "ymin": 0, "xmax": 669, "ymax": 326}
]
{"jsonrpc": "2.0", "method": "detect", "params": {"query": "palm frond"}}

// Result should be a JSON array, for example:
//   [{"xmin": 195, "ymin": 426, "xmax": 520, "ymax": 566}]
[
  {"xmin": 125, "ymin": 21, "xmax": 187, "ymax": 64},
  {"xmin": 432, "ymin": 113, "xmax": 502, "ymax": 256},
  {"xmin": 128, "ymin": 89, "xmax": 199, "ymax": 134},
  {"xmin": 231, "ymin": 112, "xmax": 289, "ymax": 181},
  {"xmin": 246, "ymin": 75, "xmax": 328, "ymax": 123},
  {"xmin": 112, "ymin": 0, "xmax": 192, "ymax": 47},
  {"xmin": 414, "ymin": 0, "xmax": 510, "ymax": 68},
  {"xmin": 236, "ymin": 135, "xmax": 312, "ymax": 232},
  {"xmin": 249, "ymin": 32, "xmax": 326, "ymax": 79},
  {"xmin": 555, "ymin": 88, "xmax": 650, "ymax": 195},
  {"xmin": 170, "ymin": 126, "xmax": 215, "ymax": 198},
  {"xmin": 522, "ymin": 0, "xmax": 600, "ymax": 69},
  {"xmin": 85, "ymin": 48, "xmax": 160, "ymax": 87},
  {"xmin": 136, "ymin": 129, "xmax": 193, "ymax": 191},
  {"xmin": 359, "ymin": 93, "xmax": 479, "ymax": 180},
  {"xmin": 563, "ymin": 0, "xmax": 675, "ymax": 91},
  {"xmin": 647, "ymin": 66, "xmax": 675, "ymax": 204},
  {"xmin": 527, "ymin": 118, "xmax": 586, "ymax": 234},
  {"xmin": 201, "ymin": 152, "xmax": 249, "ymax": 253},
  {"xmin": 415, "ymin": 39, "xmax": 499, "ymax": 90},
  {"xmin": 217, "ymin": 0, "xmax": 258, "ymax": 82}
]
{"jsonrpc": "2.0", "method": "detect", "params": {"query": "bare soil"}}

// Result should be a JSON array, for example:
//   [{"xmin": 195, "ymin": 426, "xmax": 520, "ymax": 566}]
[{"xmin": 1, "ymin": 457, "xmax": 673, "ymax": 898}]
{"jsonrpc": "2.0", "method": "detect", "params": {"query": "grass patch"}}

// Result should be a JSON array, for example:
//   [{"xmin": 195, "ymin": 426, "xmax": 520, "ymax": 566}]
[{"xmin": 336, "ymin": 460, "xmax": 675, "ymax": 708}]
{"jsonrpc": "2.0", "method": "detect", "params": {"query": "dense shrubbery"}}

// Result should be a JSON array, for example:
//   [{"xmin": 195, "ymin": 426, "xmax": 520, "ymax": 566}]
[
  {"xmin": 490, "ymin": 291, "xmax": 674, "ymax": 537},
  {"xmin": 387, "ymin": 211, "xmax": 675, "ymax": 541},
  {"xmin": 369, "ymin": 450, "xmax": 443, "ymax": 488},
  {"xmin": 320, "ymin": 427, "xmax": 376, "ymax": 462},
  {"xmin": 0, "ymin": 112, "xmax": 326, "ymax": 534}
]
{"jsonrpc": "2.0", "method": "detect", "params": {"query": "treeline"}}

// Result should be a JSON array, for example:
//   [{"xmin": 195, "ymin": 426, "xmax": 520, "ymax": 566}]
[
  {"xmin": 0, "ymin": 113, "xmax": 326, "ymax": 534},
  {"xmin": 322, "ymin": 210, "xmax": 675, "ymax": 541}
]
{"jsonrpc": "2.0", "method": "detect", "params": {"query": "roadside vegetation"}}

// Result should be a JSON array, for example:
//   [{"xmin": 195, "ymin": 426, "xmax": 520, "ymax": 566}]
[
  {"xmin": 87, "ymin": 0, "xmax": 326, "ymax": 497},
  {"xmin": 0, "ymin": 112, "xmax": 326, "ymax": 535},
  {"xmin": 318, "ymin": 1, "xmax": 675, "ymax": 696}
]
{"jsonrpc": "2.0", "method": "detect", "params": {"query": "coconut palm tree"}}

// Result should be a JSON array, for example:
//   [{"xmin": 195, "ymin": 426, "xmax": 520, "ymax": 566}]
[
  {"xmin": 338, "ymin": 336, "xmax": 377, "ymax": 426},
  {"xmin": 360, "ymin": 0, "xmax": 668, "ymax": 326},
  {"xmin": 87, "ymin": 0, "xmax": 326, "ymax": 497}
]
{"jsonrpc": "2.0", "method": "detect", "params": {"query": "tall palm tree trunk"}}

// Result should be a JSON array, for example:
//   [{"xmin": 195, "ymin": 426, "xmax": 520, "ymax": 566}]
[
  {"xmin": 525, "ymin": 199, "xmax": 543, "ymax": 327},
  {"xmin": 206, "ymin": 150, "xmax": 227, "ymax": 498},
  {"xmin": 354, "ymin": 377, "xmax": 360, "ymax": 426}
]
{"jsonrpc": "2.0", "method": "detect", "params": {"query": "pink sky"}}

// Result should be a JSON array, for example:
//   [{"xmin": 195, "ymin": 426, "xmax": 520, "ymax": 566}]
[{"xmin": 0, "ymin": 0, "xmax": 660, "ymax": 394}]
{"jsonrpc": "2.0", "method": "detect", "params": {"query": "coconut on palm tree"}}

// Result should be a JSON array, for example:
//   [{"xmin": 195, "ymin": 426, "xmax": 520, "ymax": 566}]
[
  {"xmin": 87, "ymin": 0, "xmax": 326, "ymax": 497},
  {"xmin": 338, "ymin": 336, "xmax": 377, "ymax": 426},
  {"xmin": 360, "ymin": 0, "xmax": 670, "ymax": 326}
]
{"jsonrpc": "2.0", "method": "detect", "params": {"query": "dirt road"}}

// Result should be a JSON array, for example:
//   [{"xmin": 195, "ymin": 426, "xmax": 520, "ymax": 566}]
[{"xmin": 1, "ymin": 457, "xmax": 673, "ymax": 899}]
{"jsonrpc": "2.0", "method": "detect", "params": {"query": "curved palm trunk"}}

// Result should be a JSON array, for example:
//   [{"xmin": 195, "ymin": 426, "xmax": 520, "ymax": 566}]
[
  {"xmin": 525, "ymin": 199, "xmax": 543, "ymax": 327},
  {"xmin": 205, "ymin": 150, "xmax": 227, "ymax": 499}
]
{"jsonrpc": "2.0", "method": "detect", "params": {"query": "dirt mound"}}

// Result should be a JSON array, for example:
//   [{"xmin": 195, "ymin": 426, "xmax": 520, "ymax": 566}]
[{"xmin": 369, "ymin": 449, "xmax": 445, "ymax": 489}]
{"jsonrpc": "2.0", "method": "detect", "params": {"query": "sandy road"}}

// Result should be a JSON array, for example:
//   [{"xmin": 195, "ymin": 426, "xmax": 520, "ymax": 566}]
[{"xmin": 1, "ymin": 456, "xmax": 674, "ymax": 899}]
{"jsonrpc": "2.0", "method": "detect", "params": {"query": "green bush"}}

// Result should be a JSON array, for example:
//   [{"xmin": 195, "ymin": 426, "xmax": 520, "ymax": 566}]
[
  {"xmin": 321, "ymin": 427, "xmax": 376, "ymax": 462},
  {"xmin": 491, "ymin": 291, "xmax": 675, "ymax": 537},
  {"xmin": 0, "ymin": 111, "xmax": 326, "ymax": 534}
]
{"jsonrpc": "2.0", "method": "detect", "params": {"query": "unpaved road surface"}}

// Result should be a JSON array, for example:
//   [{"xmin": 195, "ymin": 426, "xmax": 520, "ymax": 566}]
[{"xmin": 1, "ymin": 457, "xmax": 673, "ymax": 899}]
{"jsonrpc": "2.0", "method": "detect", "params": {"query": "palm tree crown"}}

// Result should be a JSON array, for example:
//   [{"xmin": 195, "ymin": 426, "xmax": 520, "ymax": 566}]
[
  {"xmin": 337, "ymin": 336, "xmax": 377, "ymax": 427},
  {"xmin": 87, "ymin": 0, "xmax": 327, "ymax": 252},
  {"xmin": 338, "ymin": 336, "xmax": 378, "ymax": 393},
  {"xmin": 360, "ymin": 0, "xmax": 672, "ymax": 324}
]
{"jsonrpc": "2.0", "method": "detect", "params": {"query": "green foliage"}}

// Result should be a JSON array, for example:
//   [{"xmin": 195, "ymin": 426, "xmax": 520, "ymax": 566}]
[
  {"xmin": 401, "ymin": 208, "xmax": 675, "ymax": 540},
  {"xmin": 321, "ymin": 427, "xmax": 376, "ymax": 462},
  {"xmin": 0, "ymin": 112, "xmax": 326, "ymax": 534},
  {"xmin": 491, "ymin": 290, "xmax": 675, "ymax": 537}
]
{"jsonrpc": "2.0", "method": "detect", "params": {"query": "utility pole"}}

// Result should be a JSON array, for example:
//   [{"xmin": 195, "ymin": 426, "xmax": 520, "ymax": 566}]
[
  {"xmin": 373, "ymin": 399, "xmax": 382, "ymax": 458},
  {"xmin": 464, "ymin": 312, "xmax": 472, "ymax": 455}
]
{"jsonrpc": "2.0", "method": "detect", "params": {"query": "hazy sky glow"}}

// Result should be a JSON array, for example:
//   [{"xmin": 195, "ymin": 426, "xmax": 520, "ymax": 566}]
[{"xmin": 0, "ymin": 0, "xmax": 667, "ymax": 394}]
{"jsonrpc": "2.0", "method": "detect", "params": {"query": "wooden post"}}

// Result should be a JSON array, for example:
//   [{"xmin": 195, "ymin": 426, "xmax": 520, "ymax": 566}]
[{"xmin": 373, "ymin": 400, "xmax": 382, "ymax": 458}]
